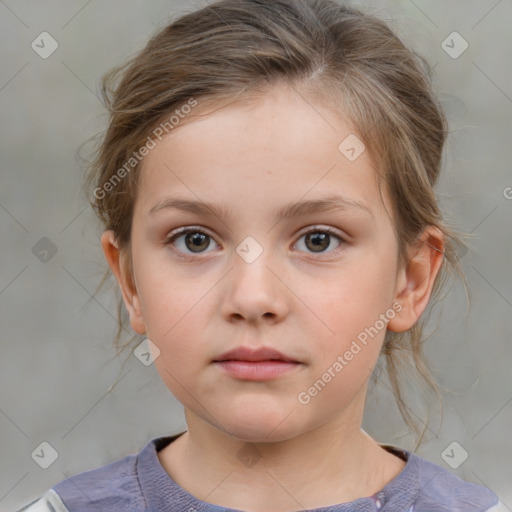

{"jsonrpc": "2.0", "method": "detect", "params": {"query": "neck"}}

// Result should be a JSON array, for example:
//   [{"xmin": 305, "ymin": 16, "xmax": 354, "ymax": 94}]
[{"xmin": 157, "ymin": 394, "xmax": 405, "ymax": 511}]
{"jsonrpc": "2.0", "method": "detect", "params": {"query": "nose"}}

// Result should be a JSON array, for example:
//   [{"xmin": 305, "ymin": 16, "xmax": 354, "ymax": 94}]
[{"xmin": 221, "ymin": 247, "xmax": 290, "ymax": 325}]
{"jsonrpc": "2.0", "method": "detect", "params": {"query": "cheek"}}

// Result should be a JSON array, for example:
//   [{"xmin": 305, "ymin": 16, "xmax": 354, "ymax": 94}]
[
  {"xmin": 149, "ymin": 305, "xmax": 209, "ymax": 405},
  {"xmin": 297, "ymin": 262, "xmax": 393, "ymax": 384},
  {"xmin": 137, "ymin": 271, "xmax": 211, "ymax": 365},
  {"xmin": 299, "ymin": 261, "xmax": 393, "ymax": 337},
  {"xmin": 297, "ymin": 320, "xmax": 383, "ymax": 415},
  {"xmin": 138, "ymin": 258, "xmax": 201, "ymax": 325}
]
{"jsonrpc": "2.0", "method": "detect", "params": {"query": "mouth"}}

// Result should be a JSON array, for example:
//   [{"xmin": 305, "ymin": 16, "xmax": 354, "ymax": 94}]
[
  {"xmin": 213, "ymin": 346, "xmax": 298, "ymax": 363},
  {"xmin": 213, "ymin": 346, "xmax": 302, "ymax": 381}
]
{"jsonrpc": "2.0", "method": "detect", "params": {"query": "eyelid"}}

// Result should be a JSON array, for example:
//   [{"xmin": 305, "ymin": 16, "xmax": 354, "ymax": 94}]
[
  {"xmin": 292, "ymin": 225, "xmax": 347, "ymax": 257},
  {"xmin": 164, "ymin": 226, "xmax": 219, "ymax": 262},
  {"xmin": 165, "ymin": 225, "xmax": 214, "ymax": 238},
  {"xmin": 164, "ymin": 225, "xmax": 218, "ymax": 247},
  {"xmin": 165, "ymin": 225, "xmax": 347, "ymax": 244},
  {"xmin": 295, "ymin": 224, "xmax": 347, "ymax": 241},
  {"xmin": 165, "ymin": 224, "xmax": 348, "ymax": 260}
]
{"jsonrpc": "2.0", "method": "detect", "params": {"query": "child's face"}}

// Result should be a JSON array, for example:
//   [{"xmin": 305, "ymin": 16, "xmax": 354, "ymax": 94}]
[{"xmin": 111, "ymin": 84, "xmax": 407, "ymax": 442}]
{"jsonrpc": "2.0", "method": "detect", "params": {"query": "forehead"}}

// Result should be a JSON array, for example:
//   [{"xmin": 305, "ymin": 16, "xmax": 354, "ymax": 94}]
[{"xmin": 135, "ymin": 84, "xmax": 388, "ymax": 221}]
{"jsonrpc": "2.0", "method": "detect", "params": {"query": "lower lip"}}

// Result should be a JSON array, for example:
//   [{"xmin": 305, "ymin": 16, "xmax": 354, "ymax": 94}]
[{"xmin": 214, "ymin": 360, "xmax": 301, "ymax": 380}]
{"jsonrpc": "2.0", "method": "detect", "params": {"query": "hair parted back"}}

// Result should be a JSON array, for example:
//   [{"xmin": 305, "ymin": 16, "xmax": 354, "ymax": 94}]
[{"xmin": 81, "ymin": 0, "xmax": 469, "ymax": 449}]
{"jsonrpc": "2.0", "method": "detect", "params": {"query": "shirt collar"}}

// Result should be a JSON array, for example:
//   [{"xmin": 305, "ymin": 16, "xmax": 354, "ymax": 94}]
[{"xmin": 136, "ymin": 432, "xmax": 420, "ymax": 512}]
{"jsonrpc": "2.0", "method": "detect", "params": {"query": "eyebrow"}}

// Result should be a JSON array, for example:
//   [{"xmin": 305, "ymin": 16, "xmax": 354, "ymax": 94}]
[{"xmin": 148, "ymin": 194, "xmax": 373, "ymax": 220}]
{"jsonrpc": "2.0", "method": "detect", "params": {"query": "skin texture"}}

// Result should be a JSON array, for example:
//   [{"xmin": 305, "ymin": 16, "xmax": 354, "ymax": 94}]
[{"xmin": 101, "ymin": 83, "xmax": 444, "ymax": 511}]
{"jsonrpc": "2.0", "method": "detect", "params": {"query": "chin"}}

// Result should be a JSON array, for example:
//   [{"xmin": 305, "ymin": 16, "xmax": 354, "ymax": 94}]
[{"xmin": 212, "ymin": 407, "xmax": 304, "ymax": 444}]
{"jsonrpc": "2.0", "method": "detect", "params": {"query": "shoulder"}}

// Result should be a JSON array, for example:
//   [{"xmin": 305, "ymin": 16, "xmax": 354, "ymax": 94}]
[
  {"xmin": 13, "ymin": 489, "xmax": 70, "ymax": 512},
  {"xmin": 14, "ymin": 432, "xmax": 188, "ymax": 512},
  {"xmin": 56, "ymin": 449, "xmax": 144, "ymax": 508},
  {"xmin": 14, "ymin": 447, "xmax": 144, "ymax": 512},
  {"xmin": 399, "ymin": 450, "xmax": 500, "ymax": 512}
]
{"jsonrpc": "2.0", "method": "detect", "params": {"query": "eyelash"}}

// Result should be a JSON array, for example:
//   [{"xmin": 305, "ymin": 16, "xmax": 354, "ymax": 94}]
[{"xmin": 164, "ymin": 225, "xmax": 347, "ymax": 261}]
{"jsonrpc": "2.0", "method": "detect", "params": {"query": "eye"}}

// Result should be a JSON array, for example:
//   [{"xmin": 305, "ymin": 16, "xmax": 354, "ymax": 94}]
[
  {"xmin": 165, "ymin": 227, "xmax": 218, "ymax": 259},
  {"xmin": 165, "ymin": 225, "xmax": 346, "ymax": 260},
  {"xmin": 294, "ymin": 227, "xmax": 345, "ymax": 255}
]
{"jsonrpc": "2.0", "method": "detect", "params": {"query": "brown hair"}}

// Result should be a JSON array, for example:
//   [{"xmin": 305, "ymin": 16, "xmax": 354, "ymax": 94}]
[{"xmin": 81, "ymin": 0, "xmax": 469, "ymax": 449}]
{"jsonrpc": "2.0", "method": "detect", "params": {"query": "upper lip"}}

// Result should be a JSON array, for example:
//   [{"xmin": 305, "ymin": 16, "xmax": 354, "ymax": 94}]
[{"xmin": 213, "ymin": 346, "xmax": 298, "ymax": 363}]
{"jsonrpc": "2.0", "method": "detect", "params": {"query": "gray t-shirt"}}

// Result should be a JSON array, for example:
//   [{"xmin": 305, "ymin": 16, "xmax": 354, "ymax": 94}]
[{"xmin": 16, "ymin": 432, "xmax": 501, "ymax": 512}]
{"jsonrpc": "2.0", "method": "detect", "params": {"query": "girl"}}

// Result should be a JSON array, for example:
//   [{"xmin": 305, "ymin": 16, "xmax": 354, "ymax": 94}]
[{"xmin": 16, "ymin": 0, "xmax": 502, "ymax": 510}]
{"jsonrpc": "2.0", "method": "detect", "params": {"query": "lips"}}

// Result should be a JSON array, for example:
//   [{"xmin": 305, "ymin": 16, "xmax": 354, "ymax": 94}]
[
  {"xmin": 213, "ymin": 346, "xmax": 298, "ymax": 363},
  {"xmin": 213, "ymin": 346, "xmax": 301, "ymax": 381}
]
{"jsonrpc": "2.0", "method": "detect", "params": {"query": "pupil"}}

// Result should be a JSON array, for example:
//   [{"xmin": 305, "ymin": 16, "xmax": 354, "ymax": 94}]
[
  {"xmin": 307, "ymin": 232, "xmax": 328, "ymax": 252},
  {"xmin": 186, "ymin": 232, "xmax": 208, "ymax": 252}
]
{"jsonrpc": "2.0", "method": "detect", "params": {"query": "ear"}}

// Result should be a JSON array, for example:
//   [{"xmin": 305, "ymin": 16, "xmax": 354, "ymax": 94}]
[
  {"xmin": 387, "ymin": 226, "xmax": 444, "ymax": 333},
  {"xmin": 100, "ymin": 230, "xmax": 146, "ymax": 335}
]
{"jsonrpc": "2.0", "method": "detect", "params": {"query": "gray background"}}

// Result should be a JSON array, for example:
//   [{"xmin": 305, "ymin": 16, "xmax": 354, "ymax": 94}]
[{"xmin": 1, "ymin": 0, "xmax": 511, "ymax": 510}]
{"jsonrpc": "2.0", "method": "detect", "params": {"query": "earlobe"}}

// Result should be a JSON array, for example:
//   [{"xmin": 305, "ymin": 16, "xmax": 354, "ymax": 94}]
[
  {"xmin": 387, "ymin": 226, "xmax": 444, "ymax": 333},
  {"xmin": 100, "ymin": 230, "xmax": 146, "ymax": 335}
]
